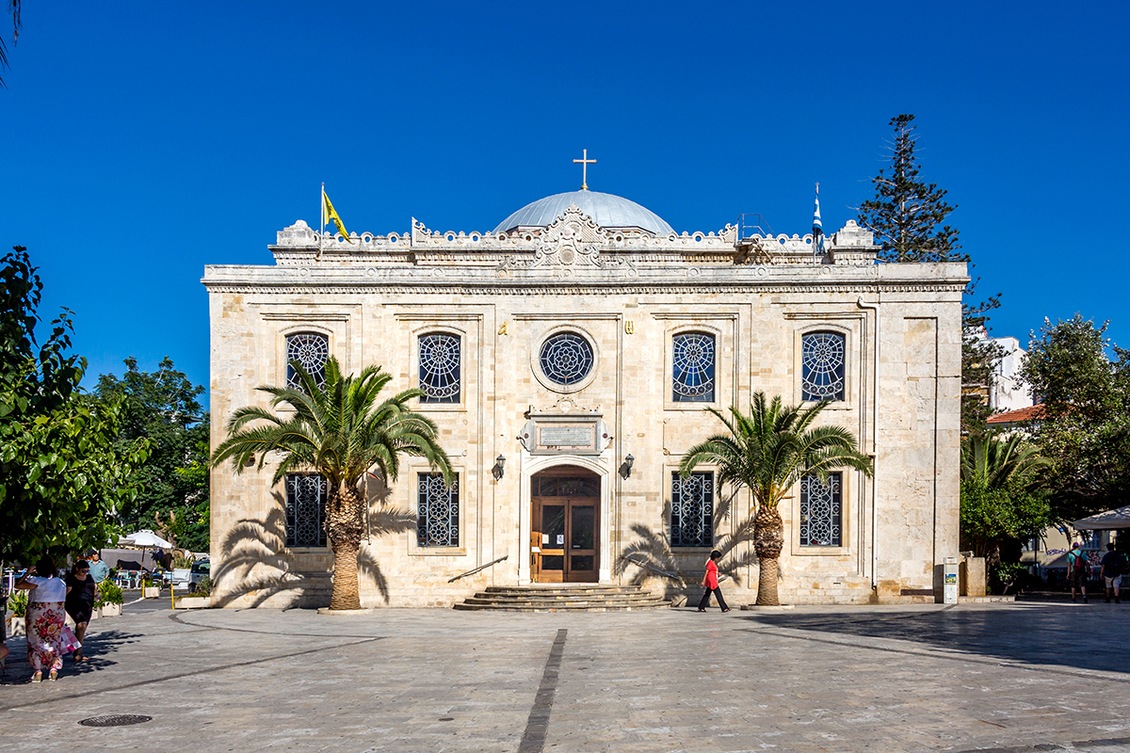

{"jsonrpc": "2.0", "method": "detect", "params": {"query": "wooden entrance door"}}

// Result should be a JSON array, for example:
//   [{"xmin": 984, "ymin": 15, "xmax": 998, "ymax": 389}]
[{"xmin": 531, "ymin": 472, "xmax": 599, "ymax": 583}]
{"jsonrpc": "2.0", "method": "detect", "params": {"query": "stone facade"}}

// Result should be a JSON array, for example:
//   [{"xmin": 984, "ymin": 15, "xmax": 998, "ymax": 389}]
[{"xmin": 203, "ymin": 196, "xmax": 967, "ymax": 608}]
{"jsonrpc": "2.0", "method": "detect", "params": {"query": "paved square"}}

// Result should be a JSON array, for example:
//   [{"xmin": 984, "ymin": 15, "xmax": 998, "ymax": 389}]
[{"xmin": 2, "ymin": 601, "xmax": 1129, "ymax": 752}]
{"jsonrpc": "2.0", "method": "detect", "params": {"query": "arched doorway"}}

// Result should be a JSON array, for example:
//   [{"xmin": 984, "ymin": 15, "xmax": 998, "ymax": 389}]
[{"xmin": 530, "ymin": 467, "xmax": 600, "ymax": 583}]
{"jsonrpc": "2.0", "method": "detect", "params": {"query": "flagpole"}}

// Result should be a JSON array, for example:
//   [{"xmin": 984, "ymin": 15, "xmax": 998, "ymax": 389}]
[{"xmin": 319, "ymin": 181, "xmax": 325, "ymax": 259}]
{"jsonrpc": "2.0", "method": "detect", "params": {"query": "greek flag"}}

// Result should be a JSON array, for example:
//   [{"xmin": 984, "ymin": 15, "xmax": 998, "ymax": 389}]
[{"xmin": 812, "ymin": 183, "xmax": 825, "ymax": 255}]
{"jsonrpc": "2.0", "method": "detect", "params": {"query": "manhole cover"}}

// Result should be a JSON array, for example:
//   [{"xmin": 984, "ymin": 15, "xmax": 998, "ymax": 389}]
[{"xmin": 78, "ymin": 714, "xmax": 153, "ymax": 727}]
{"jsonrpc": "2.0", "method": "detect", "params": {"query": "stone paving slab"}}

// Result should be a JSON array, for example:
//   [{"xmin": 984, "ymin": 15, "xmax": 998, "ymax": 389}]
[{"xmin": 2, "ymin": 601, "xmax": 1130, "ymax": 752}]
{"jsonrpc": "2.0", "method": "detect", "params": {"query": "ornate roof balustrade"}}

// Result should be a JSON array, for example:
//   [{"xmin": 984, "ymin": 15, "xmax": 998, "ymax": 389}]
[{"xmin": 269, "ymin": 208, "xmax": 878, "ymax": 268}]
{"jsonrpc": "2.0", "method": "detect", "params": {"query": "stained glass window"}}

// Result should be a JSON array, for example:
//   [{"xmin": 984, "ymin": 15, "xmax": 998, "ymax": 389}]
[
  {"xmin": 801, "ymin": 331, "xmax": 846, "ymax": 401},
  {"xmin": 800, "ymin": 473, "xmax": 842, "ymax": 547},
  {"xmin": 672, "ymin": 332, "xmax": 715, "ymax": 402},
  {"xmin": 419, "ymin": 333, "xmax": 461, "ymax": 403},
  {"xmin": 671, "ymin": 472, "xmax": 713, "ymax": 548},
  {"xmin": 285, "ymin": 474, "xmax": 326, "ymax": 548},
  {"xmin": 417, "ymin": 473, "xmax": 459, "ymax": 547},
  {"xmin": 286, "ymin": 333, "xmax": 329, "ymax": 391},
  {"xmin": 539, "ymin": 332, "xmax": 595, "ymax": 386}
]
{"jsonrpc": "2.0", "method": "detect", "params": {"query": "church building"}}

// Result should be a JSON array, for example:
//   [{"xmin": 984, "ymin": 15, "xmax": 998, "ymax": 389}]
[{"xmin": 204, "ymin": 163, "xmax": 966, "ymax": 608}]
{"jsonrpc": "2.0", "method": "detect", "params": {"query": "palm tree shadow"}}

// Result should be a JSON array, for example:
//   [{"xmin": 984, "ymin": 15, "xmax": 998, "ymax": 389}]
[
  {"xmin": 614, "ymin": 492, "xmax": 758, "ymax": 604},
  {"xmin": 212, "ymin": 496, "xmax": 311, "ymax": 608},
  {"xmin": 357, "ymin": 503, "xmax": 416, "ymax": 605}
]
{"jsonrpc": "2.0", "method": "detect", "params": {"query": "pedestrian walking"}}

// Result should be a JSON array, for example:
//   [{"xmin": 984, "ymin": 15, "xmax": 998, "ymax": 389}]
[
  {"xmin": 1067, "ymin": 542, "xmax": 1090, "ymax": 604},
  {"xmin": 1100, "ymin": 542, "xmax": 1128, "ymax": 604},
  {"xmin": 696, "ymin": 549, "xmax": 730, "ymax": 612},
  {"xmin": 14, "ymin": 556, "xmax": 80, "ymax": 682},
  {"xmin": 65, "ymin": 560, "xmax": 96, "ymax": 661}
]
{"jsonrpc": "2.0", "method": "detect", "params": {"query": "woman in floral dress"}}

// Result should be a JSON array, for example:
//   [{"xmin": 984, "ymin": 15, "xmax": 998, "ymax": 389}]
[{"xmin": 14, "ymin": 556, "xmax": 74, "ymax": 682}]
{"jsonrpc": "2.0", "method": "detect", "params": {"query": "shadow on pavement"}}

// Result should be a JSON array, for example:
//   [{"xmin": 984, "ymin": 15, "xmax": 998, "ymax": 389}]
[
  {"xmin": 0, "ymin": 629, "xmax": 141, "ymax": 684},
  {"xmin": 742, "ymin": 605, "xmax": 1130, "ymax": 675}
]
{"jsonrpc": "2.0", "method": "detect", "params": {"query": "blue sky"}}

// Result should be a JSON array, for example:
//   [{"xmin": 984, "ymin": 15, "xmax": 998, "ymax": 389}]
[{"xmin": 2, "ymin": 2, "xmax": 1127, "ymax": 395}]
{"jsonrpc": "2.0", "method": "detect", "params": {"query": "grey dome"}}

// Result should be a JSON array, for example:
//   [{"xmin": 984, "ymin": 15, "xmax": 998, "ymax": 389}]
[{"xmin": 494, "ymin": 190, "xmax": 675, "ymax": 235}]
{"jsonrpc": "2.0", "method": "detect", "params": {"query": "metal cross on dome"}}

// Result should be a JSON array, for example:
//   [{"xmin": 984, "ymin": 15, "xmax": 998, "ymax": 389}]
[{"xmin": 573, "ymin": 149, "xmax": 597, "ymax": 191}]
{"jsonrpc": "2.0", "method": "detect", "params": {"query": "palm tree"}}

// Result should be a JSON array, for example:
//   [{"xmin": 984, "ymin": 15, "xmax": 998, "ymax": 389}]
[
  {"xmin": 211, "ymin": 357, "xmax": 451, "ymax": 611},
  {"xmin": 959, "ymin": 434, "xmax": 1050, "ymax": 563},
  {"xmin": 680, "ymin": 392, "xmax": 873, "ymax": 606},
  {"xmin": 961, "ymin": 434, "xmax": 1047, "ymax": 491}
]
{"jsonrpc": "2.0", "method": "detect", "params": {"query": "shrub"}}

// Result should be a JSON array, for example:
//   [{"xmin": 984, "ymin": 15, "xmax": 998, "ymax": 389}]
[
  {"xmin": 6, "ymin": 589, "xmax": 29, "ymax": 617},
  {"xmin": 95, "ymin": 580, "xmax": 124, "ymax": 607},
  {"xmin": 192, "ymin": 576, "xmax": 212, "ymax": 597}
]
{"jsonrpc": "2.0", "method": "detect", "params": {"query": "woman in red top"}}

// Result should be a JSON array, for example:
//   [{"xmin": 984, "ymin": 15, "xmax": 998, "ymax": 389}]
[{"xmin": 697, "ymin": 549, "xmax": 730, "ymax": 612}]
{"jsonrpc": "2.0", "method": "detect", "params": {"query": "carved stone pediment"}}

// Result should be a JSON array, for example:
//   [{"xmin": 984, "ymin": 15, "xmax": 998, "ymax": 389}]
[
  {"xmin": 534, "ymin": 206, "xmax": 607, "ymax": 267},
  {"xmin": 501, "ymin": 205, "xmax": 624, "ymax": 270}
]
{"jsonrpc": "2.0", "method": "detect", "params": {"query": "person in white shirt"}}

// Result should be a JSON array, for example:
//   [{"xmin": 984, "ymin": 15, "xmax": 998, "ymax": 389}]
[{"xmin": 14, "ymin": 556, "xmax": 76, "ymax": 682}]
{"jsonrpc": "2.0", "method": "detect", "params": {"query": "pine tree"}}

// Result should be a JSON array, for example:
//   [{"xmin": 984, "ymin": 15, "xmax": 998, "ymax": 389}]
[
  {"xmin": 859, "ymin": 114, "xmax": 1002, "ymax": 436},
  {"xmin": 859, "ymin": 114, "xmax": 964, "ymax": 263}
]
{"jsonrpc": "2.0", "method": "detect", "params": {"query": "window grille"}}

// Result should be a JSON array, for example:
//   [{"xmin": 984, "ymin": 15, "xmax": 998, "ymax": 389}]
[
  {"xmin": 286, "ymin": 333, "xmax": 329, "ymax": 390},
  {"xmin": 417, "ymin": 473, "xmax": 459, "ymax": 547},
  {"xmin": 801, "ymin": 331, "xmax": 845, "ymax": 401},
  {"xmin": 539, "ymin": 332, "xmax": 594, "ymax": 386},
  {"xmin": 671, "ymin": 471, "xmax": 713, "ymax": 548},
  {"xmin": 672, "ymin": 332, "xmax": 716, "ymax": 402},
  {"xmin": 285, "ymin": 474, "xmax": 327, "ymax": 548},
  {"xmin": 535, "ymin": 476, "xmax": 600, "ymax": 497},
  {"xmin": 419, "ymin": 333, "xmax": 461, "ymax": 403},
  {"xmin": 800, "ymin": 473, "xmax": 842, "ymax": 547}
]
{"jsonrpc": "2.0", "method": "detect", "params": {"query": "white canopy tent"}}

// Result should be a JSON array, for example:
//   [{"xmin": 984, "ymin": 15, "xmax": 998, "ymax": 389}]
[
  {"xmin": 1072, "ymin": 505, "xmax": 1130, "ymax": 530},
  {"xmin": 118, "ymin": 529, "xmax": 176, "ymax": 549}
]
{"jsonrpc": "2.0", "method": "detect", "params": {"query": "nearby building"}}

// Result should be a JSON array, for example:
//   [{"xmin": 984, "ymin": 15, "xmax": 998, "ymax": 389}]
[{"xmin": 204, "ymin": 176, "xmax": 967, "ymax": 607}]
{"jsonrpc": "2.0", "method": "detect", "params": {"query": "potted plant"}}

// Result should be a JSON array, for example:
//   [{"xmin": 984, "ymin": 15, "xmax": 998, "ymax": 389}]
[
  {"xmin": 176, "ymin": 576, "xmax": 211, "ymax": 609},
  {"xmin": 141, "ymin": 576, "xmax": 160, "ymax": 599},
  {"xmin": 95, "ymin": 580, "xmax": 125, "ymax": 617},
  {"xmin": 5, "ymin": 590, "xmax": 28, "ymax": 637}
]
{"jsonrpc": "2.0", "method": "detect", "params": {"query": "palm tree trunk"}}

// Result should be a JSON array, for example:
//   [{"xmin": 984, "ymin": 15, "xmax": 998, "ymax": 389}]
[
  {"xmin": 754, "ymin": 504, "xmax": 784, "ymax": 606},
  {"xmin": 326, "ymin": 484, "xmax": 365, "ymax": 611}
]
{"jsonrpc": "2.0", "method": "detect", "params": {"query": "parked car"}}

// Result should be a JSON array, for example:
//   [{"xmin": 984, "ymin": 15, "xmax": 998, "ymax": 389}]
[
  {"xmin": 189, "ymin": 559, "xmax": 210, "ymax": 592},
  {"xmin": 171, "ymin": 568, "xmax": 192, "ymax": 590}
]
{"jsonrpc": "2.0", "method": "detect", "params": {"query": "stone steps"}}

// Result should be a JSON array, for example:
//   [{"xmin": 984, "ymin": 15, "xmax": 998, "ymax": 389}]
[{"xmin": 454, "ymin": 584, "xmax": 671, "ymax": 612}]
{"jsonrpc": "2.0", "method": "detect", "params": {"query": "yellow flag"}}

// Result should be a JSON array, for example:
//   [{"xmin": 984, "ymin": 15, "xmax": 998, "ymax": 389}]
[{"xmin": 322, "ymin": 189, "xmax": 350, "ymax": 240}]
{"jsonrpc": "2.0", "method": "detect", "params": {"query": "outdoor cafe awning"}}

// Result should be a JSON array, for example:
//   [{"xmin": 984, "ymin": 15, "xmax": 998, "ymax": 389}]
[{"xmin": 1072, "ymin": 505, "xmax": 1130, "ymax": 530}]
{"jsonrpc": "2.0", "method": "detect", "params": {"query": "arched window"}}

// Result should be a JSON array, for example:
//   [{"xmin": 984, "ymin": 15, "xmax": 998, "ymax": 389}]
[
  {"xmin": 417, "ymin": 473, "xmax": 459, "ymax": 547},
  {"xmin": 418, "ymin": 333, "xmax": 461, "ymax": 403},
  {"xmin": 285, "ymin": 474, "xmax": 326, "ymax": 548},
  {"xmin": 539, "ymin": 332, "xmax": 595, "ymax": 387},
  {"xmin": 286, "ymin": 332, "xmax": 329, "ymax": 390},
  {"xmin": 801, "ymin": 331, "xmax": 845, "ymax": 401},
  {"xmin": 672, "ymin": 332, "xmax": 715, "ymax": 402},
  {"xmin": 800, "ymin": 472, "xmax": 842, "ymax": 547},
  {"xmin": 671, "ymin": 471, "xmax": 714, "ymax": 548}
]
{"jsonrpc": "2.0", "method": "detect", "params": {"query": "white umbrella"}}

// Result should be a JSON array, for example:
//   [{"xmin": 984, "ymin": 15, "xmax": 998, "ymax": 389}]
[
  {"xmin": 1072, "ymin": 505, "xmax": 1130, "ymax": 530},
  {"xmin": 121, "ymin": 529, "xmax": 176, "ymax": 549}
]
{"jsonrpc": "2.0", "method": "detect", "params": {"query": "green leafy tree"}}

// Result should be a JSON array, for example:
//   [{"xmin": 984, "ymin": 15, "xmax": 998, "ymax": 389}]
[
  {"xmin": 92, "ymin": 357, "xmax": 210, "ymax": 551},
  {"xmin": 0, "ymin": 0, "xmax": 20, "ymax": 88},
  {"xmin": 679, "ymin": 393, "xmax": 873, "ymax": 606},
  {"xmin": 1019, "ymin": 315, "xmax": 1130, "ymax": 521},
  {"xmin": 211, "ymin": 356, "xmax": 452, "ymax": 611},
  {"xmin": 0, "ymin": 246, "xmax": 150, "ymax": 562},
  {"xmin": 959, "ymin": 434, "xmax": 1051, "ymax": 563},
  {"xmin": 858, "ymin": 113, "xmax": 1002, "ymax": 437}
]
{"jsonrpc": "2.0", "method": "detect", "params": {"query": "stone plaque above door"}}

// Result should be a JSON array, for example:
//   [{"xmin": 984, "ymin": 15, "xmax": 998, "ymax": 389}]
[{"xmin": 519, "ymin": 400, "xmax": 611, "ymax": 456}]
